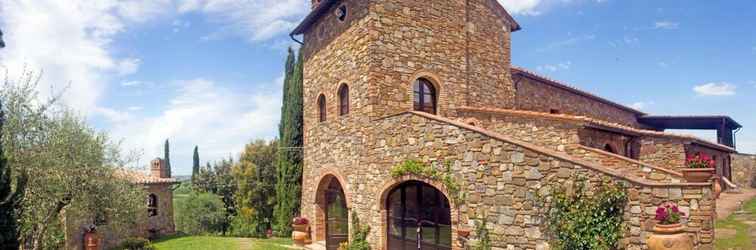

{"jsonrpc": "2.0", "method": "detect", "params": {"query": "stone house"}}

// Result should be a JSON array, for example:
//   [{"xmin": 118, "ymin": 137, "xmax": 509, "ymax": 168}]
[
  {"xmin": 64, "ymin": 158, "xmax": 177, "ymax": 250},
  {"xmin": 291, "ymin": 0, "xmax": 739, "ymax": 249}
]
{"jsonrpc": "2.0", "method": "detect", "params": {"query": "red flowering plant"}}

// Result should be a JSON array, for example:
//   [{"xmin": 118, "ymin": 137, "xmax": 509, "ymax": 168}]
[
  {"xmin": 685, "ymin": 153, "xmax": 715, "ymax": 169},
  {"xmin": 292, "ymin": 217, "xmax": 309, "ymax": 225},
  {"xmin": 655, "ymin": 202, "xmax": 686, "ymax": 225}
]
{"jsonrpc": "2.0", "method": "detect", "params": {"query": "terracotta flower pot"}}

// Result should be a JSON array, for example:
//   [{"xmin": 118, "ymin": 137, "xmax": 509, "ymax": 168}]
[
  {"xmin": 292, "ymin": 223, "xmax": 309, "ymax": 232},
  {"xmin": 647, "ymin": 223, "xmax": 693, "ymax": 250},
  {"xmin": 457, "ymin": 227, "xmax": 472, "ymax": 238},
  {"xmin": 680, "ymin": 168, "xmax": 715, "ymax": 183},
  {"xmin": 292, "ymin": 230, "xmax": 308, "ymax": 246}
]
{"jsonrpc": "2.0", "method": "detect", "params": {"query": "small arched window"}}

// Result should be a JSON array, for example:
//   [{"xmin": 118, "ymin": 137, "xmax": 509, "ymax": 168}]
[
  {"xmin": 148, "ymin": 194, "xmax": 158, "ymax": 217},
  {"xmin": 603, "ymin": 144, "xmax": 617, "ymax": 154},
  {"xmin": 318, "ymin": 94, "xmax": 327, "ymax": 122},
  {"xmin": 413, "ymin": 78, "xmax": 437, "ymax": 114},
  {"xmin": 338, "ymin": 84, "xmax": 349, "ymax": 116}
]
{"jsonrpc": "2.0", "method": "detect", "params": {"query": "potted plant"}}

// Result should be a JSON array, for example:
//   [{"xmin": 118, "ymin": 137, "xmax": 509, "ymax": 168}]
[
  {"xmin": 456, "ymin": 227, "xmax": 472, "ymax": 238},
  {"xmin": 681, "ymin": 153, "xmax": 716, "ymax": 182},
  {"xmin": 647, "ymin": 202, "xmax": 693, "ymax": 250},
  {"xmin": 291, "ymin": 217, "xmax": 310, "ymax": 246}
]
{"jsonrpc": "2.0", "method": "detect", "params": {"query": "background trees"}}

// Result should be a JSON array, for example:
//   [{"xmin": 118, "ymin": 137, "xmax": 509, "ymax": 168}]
[
  {"xmin": 1, "ymin": 70, "xmax": 145, "ymax": 249},
  {"xmin": 273, "ymin": 48, "xmax": 304, "ymax": 235},
  {"xmin": 231, "ymin": 139, "xmax": 277, "ymax": 237},
  {"xmin": 192, "ymin": 146, "xmax": 200, "ymax": 185},
  {"xmin": 175, "ymin": 192, "xmax": 227, "ymax": 235},
  {"xmin": 0, "ymin": 99, "xmax": 24, "ymax": 250}
]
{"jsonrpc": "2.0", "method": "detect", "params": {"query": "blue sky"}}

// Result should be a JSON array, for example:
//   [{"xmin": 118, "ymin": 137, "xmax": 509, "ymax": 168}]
[{"xmin": 1, "ymin": 0, "xmax": 754, "ymax": 175}]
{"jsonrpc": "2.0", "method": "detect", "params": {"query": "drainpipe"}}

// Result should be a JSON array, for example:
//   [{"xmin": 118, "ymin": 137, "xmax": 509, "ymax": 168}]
[
  {"xmin": 0, "ymin": 28, "xmax": 5, "ymax": 49},
  {"xmin": 733, "ymin": 127, "xmax": 741, "ymax": 150},
  {"xmin": 290, "ymin": 34, "xmax": 304, "ymax": 45}
]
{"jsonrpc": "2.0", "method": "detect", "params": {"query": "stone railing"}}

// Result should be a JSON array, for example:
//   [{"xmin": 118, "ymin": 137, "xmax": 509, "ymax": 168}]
[{"xmin": 570, "ymin": 145, "xmax": 685, "ymax": 184}]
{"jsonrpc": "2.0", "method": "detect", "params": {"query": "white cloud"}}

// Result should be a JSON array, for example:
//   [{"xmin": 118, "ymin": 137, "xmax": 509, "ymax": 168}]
[
  {"xmin": 624, "ymin": 36, "xmax": 639, "ymax": 45},
  {"xmin": 128, "ymin": 106, "xmax": 144, "ymax": 111},
  {"xmin": 629, "ymin": 101, "xmax": 653, "ymax": 110},
  {"xmin": 537, "ymin": 61, "xmax": 571, "ymax": 72},
  {"xmin": 178, "ymin": 0, "xmax": 309, "ymax": 42},
  {"xmin": 0, "ymin": 0, "xmax": 168, "ymax": 114},
  {"xmin": 497, "ymin": 0, "xmax": 606, "ymax": 16},
  {"xmin": 121, "ymin": 80, "xmax": 149, "ymax": 87},
  {"xmin": 109, "ymin": 78, "xmax": 282, "ymax": 175},
  {"xmin": 95, "ymin": 107, "xmax": 133, "ymax": 123},
  {"xmin": 498, "ymin": 0, "xmax": 543, "ymax": 16},
  {"xmin": 657, "ymin": 62, "xmax": 669, "ymax": 68},
  {"xmin": 654, "ymin": 21, "xmax": 679, "ymax": 30},
  {"xmin": 117, "ymin": 58, "xmax": 141, "ymax": 76},
  {"xmin": 538, "ymin": 34, "xmax": 596, "ymax": 52},
  {"xmin": 693, "ymin": 82, "xmax": 737, "ymax": 96}
]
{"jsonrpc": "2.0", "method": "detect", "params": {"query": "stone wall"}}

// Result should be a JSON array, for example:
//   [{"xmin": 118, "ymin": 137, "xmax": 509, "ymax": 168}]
[
  {"xmin": 301, "ymin": 112, "xmax": 715, "ymax": 250},
  {"xmin": 63, "ymin": 183, "xmax": 174, "ymax": 250},
  {"xmin": 513, "ymin": 73, "xmax": 643, "ymax": 128},
  {"xmin": 731, "ymin": 154, "xmax": 756, "ymax": 188},
  {"xmin": 578, "ymin": 127, "xmax": 639, "ymax": 159},
  {"xmin": 144, "ymin": 183, "xmax": 176, "ymax": 237},
  {"xmin": 458, "ymin": 109, "xmax": 582, "ymax": 152},
  {"xmin": 639, "ymin": 136, "xmax": 687, "ymax": 172},
  {"xmin": 366, "ymin": 0, "xmax": 516, "ymax": 119}
]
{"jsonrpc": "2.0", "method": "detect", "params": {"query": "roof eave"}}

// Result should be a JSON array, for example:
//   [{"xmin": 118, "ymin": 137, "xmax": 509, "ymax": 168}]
[{"xmin": 512, "ymin": 67, "xmax": 647, "ymax": 116}]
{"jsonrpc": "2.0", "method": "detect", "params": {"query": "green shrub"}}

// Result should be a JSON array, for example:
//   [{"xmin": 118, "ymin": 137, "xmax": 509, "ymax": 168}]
[
  {"xmin": 543, "ymin": 176, "xmax": 628, "ymax": 250},
  {"xmin": 113, "ymin": 237, "xmax": 153, "ymax": 250},
  {"xmin": 175, "ymin": 192, "xmax": 228, "ymax": 235},
  {"xmin": 337, "ymin": 212, "xmax": 370, "ymax": 250}
]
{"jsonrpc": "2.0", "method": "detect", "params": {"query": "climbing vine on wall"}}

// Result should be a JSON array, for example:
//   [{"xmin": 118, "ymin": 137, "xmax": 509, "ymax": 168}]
[
  {"xmin": 541, "ymin": 176, "xmax": 628, "ymax": 250},
  {"xmin": 390, "ymin": 160, "xmax": 465, "ymax": 205},
  {"xmin": 472, "ymin": 216, "xmax": 492, "ymax": 250}
]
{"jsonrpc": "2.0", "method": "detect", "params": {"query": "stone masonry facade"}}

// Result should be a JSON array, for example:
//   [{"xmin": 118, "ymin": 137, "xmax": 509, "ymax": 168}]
[
  {"xmin": 64, "ymin": 158, "xmax": 177, "ymax": 250},
  {"xmin": 295, "ymin": 0, "xmax": 732, "ymax": 249}
]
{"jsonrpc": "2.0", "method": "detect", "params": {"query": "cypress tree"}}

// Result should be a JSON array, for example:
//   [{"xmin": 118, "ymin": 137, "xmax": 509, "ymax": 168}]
[
  {"xmin": 273, "ymin": 48, "xmax": 304, "ymax": 235},
  {"xmin": 164, "ymin": 139, "xmax": 171, "ymax": 177},
  {"xmin": 192, "ymin": 146, "xmax": 200, "ymax": 184},
  {"xmin": 1, "ymin": 100, "xmax": 23, "ymax": 249}
]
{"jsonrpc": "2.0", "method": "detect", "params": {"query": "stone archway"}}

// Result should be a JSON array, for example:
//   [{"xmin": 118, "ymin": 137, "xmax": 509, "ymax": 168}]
[
  {"xmin": 315, "ymin": 174, "xmax": 349, "ymax": 250},
  {"xmin": 378, "ymin": 177, "xmax": 456, "ymax": 250}
]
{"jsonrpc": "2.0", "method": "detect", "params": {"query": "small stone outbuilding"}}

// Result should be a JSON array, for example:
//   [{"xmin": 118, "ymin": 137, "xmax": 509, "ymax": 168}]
[{"xmin": 64, "ymin": 158, "xmax": 177, "ymax": 250}]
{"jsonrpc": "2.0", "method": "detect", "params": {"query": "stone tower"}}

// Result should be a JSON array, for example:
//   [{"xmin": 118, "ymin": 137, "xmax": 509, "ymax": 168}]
[
  {"xmin": 292, "ymin": 0, "xmax": 521, "ymax": 124},
  {"xmin": 292, "ymin": 0, "xmax": 522, "ymax": 248},
  {"xmin": 150, "ymin": 158, "xmax": 169, "ymax": 178}
]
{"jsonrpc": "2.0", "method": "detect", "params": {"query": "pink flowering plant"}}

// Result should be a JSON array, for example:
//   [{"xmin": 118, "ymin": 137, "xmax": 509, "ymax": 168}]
[
  {"xmin": 685, "ymin": 153, "xmax": 715, "ymax": 169},
  {"xmin": 292, "ymin": 217, "xmax": 309, "ymax": 225},
  {"xmin": 655, "ymin": 202, "xmax": 685, "ymax": 225}
]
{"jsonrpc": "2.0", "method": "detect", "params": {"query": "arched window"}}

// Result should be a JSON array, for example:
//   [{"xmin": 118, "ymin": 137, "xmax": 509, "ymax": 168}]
[
  {"xmin": 338, "ymin": 84, "xmax": 349, "ymax": 116},
  {"xmin": 318, "ymin": 94, "xmax": 327, "ymax": 122},
  {"xmin": 148, "ymin": 194, "xmax": 158, "ymax": 217},
  {"xmin": 413, "ymin": 78, "xmax": 437, "ymax": 114},
  {"xmin": 604, "ymin": 144, "xmax": 616, "ymax": 154}
]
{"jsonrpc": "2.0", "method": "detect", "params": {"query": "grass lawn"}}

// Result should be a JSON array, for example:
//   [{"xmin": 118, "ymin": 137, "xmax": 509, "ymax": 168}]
[
  {"xmin": 714, "ymin": 197, "xmax": 756, "ymax": 249},
  {"xmin": 152, "ymin": 235, "xmax": 293, "ymax": 250}
]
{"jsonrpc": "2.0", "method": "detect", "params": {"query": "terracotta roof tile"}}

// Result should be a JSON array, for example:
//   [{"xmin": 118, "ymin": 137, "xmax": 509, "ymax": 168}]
[
  {"xmin": 458, "ymin": 106, "xmax": 736, "ymax": 152},
  {"xmin": 114, "ymin": 169, "xmax": 179, "ymax": 185}
]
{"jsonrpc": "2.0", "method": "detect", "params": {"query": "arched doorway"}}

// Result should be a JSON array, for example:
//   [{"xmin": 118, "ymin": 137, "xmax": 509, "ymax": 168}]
[
  {"xmin": 323, "ymin": 178, "xmax": 348, "ymax": 250},
  {"xmin": 386, "ymin": 181, "xmax": 451, "ymax": 250}
]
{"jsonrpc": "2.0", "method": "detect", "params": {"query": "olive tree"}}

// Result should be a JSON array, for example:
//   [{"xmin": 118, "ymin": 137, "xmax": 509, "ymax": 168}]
[{"xmin": 1, "ymin": 70, "xmax": 146, "ymax": 249}]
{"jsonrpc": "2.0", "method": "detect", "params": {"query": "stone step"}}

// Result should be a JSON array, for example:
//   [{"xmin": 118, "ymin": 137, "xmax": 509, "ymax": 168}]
[{"xmin": 304, "ymin": 241, "xmax": 326, "ymax": 250}]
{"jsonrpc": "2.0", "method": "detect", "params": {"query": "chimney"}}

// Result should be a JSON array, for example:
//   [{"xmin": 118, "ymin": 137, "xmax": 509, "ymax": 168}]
[{"xmin": 150, "ymin": 158, "xmax": 168, "ymax": 178}]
